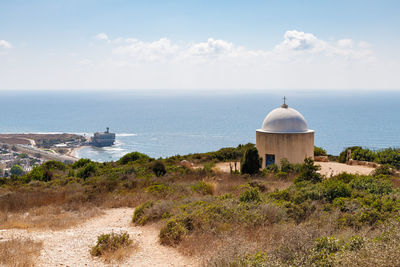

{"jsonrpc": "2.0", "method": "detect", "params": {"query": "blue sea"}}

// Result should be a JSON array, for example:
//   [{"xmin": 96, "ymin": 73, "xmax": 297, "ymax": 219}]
[{"xmin": 0, "ymin": 90, "xmax": 399, "ymax": 162}]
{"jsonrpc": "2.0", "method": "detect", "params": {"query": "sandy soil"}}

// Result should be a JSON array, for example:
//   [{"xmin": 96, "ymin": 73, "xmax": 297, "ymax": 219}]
[
  {"xmin": 214, "ymin": 162, "xmax": 241, "ymax": 173},
  {"xmin": 316, "ymin": 161, "xmax": 374, "ymax": 177},
  {"xmin": 214, "ymin": 161, "xmax": 374, "ymax": 177},
  {"xmin": 0, "ymin": 208, "xmax": 197, "ymax": 267}
]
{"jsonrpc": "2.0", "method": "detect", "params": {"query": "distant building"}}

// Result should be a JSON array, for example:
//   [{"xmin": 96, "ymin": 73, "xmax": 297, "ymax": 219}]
[
  {"xmin": 91, "ymin": 127, "xmax": 116, "ymax": 147},
  {"xmin": 256, "ymin": 98, "xmax": 314, "ymax": 167}
]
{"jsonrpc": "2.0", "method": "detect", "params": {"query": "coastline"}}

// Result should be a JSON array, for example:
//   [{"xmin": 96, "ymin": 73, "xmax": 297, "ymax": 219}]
[{"xmin": 67, "ymin": 146, "xmax": 87, "ymax": 159}]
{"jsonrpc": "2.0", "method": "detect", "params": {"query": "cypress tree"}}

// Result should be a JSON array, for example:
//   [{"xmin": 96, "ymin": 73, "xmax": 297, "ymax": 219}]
[{"xmin": 240, "ymin": 147, "xmax": 261, "ymax": 175}]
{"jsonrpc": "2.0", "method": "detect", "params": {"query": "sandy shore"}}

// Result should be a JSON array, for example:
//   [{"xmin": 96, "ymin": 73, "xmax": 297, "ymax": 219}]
[{"xmin": 66, "ymin": 146, "xmax": 87, "ymax": 158}]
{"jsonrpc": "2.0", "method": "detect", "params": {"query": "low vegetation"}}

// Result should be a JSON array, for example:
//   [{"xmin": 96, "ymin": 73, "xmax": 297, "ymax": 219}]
[
  {"xmin": 0, "ymin": 238, "xmax": 42, "ymax": 267},
  {"xmin": 339, "ymin": 146, "xmax": 400, "ymax": 169},
  {"xmin": 91, "ymin": 232, "xmax": 136, "ymax": 262},
  {"xmin": 1, "ymin": 144, "xmax": 400, "ymax": 266}
]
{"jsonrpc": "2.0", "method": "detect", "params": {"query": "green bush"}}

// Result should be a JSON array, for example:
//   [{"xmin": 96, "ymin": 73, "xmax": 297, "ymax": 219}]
[
  {"xmin": 90, "ymin": 232, "xmax": 133, "ymax": 256},
  {"xmin": 314, "ymin": 236, "xmax": 341, "ymax": 254},
  {"xmin": 240, "ymin": 147, "xmax": 261, "ymax": 175},
  {"xmin": 119, "ymin": 152, "xmax": 150, "ymax": 165},
  {"xmin": 151, "ymin": 160, "xmax": 167, "ymax": 177},
  {"xmin": 43, "ymin": 160, "xmax": 66, "ymax": 171},
  {"xmin": 314, "ymin": 146, "xmax": 327, "ymax": 156},
  {"xmin": 372, "ymin": 164, "xmax": 394, "ymax": 176},
  {"xmin": 77, "ymin": 162, "xmax": 97, "ymax": 179},
  {"xmin": 322, "ymin": 179, "xmax": 352, "ymax": 202},
  {"xmin": 376, "ymin": 148, "xmax": 400, "ymax": 169},
  {"xmin": 145, "ymin": 184, "xmax": 173, "ymax": 196},
  {"xmin": 280, "ymin": 158, "xmax": 294, "ymax": 173},
  {"xmin": 72, "ymin": 158, "xmax": 92, "ymax": 169},
  {"xmin": 191, "ymin": 181, "xmax": 213, "ymax": 195},
  {"xmin": 350, "ymin": 176, "xmax": 393, "ymax": 195},
  {"xmin": 10, "ymin": 165, "xmax": 24, "ymax": 176},
  {"xmin": 295, "ymin": 158, "xmax": 322, "ymax": 184},
  {"xmin": 276, "ymin": 171, "xmax": 288, "ymax": 180},
  {"xmin": 344, "ymin": 235, "xmax": 364, "ymax": 251},
  {"xmin": 239, "ymin": 187, "xmax": 262, "ymax": 203},
  {"xmin": 26, "ymin": 166, "xmax": 53, "ymax": 182},
  {"xmin": 159, "ymin": 218, "xmax": 188, "ymax": 245},
  {"xmin": 265, "ymin": 163, "xmax": 278, "ymax": 173},
  {"xmin": 132, "ymin": 201, "xmax": 154, "ymax": 225}
]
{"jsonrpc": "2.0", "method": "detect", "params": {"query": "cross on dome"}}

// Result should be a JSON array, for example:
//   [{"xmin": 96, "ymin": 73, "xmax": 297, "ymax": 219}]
[{"xmin": 281, "ymin": 96, "xmax": 288, "ymax": 108}]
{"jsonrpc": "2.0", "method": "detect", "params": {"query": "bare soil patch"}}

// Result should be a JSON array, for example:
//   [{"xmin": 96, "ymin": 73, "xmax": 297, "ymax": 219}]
[{"xmin": 0, "ymin": 208, "xmax": 198, "ymax": 266}]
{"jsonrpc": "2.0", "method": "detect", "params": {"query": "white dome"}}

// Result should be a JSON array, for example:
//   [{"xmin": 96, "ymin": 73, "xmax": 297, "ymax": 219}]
[{"xmin": 260, "ymin": 106, "xmax": 309, "ymax": 133}]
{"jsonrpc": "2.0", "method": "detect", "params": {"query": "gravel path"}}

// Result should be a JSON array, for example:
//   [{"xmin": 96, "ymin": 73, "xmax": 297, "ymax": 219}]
[{"xmin": 0, "ymin": 208, "xmax": 197, "ymax": 267}]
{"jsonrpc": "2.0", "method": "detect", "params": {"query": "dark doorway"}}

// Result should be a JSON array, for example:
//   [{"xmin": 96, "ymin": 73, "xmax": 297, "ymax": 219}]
[{"xmin": 266, "ymin": 154, "xmax": 275, "ymax": 166}]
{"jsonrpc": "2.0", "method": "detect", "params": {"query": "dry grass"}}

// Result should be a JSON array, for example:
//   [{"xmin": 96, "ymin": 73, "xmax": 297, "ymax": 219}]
[
  {"xmin": 0, "ymin": 238, "xmax": 42, "ymax": 267},
  {"xmin": 0, "ymin": 204, "xmax": 101, "ymax": 230},
  {"xmin": 100, "ymin": 245, "xmax": 137, "ymax": 263},
  {"xmin": 0, "ymin": 189, "xmax": 67, "ymax": 212}
]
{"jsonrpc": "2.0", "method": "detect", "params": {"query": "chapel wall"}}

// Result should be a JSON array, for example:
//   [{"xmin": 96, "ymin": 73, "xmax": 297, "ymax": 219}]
[{"xmin": 256, "ymin": 131, "xmax": 314, "ymax": 167}]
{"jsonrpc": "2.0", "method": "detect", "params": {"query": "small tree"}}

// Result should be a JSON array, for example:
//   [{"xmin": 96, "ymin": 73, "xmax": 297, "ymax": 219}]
[
  {"xmin": 10, "ymin": 165, "xmax": 24, "ymax": 176},
  {"xmin": 295, "ymin": 157, "xmax": 322, "ymax": 183},
  {"xmin": 152, "ymin": 161, "xmax": 167, "ymax": 177},
  {"xmin": 240, "ymin": 147, "xmax": 261, "ymax": 175}
]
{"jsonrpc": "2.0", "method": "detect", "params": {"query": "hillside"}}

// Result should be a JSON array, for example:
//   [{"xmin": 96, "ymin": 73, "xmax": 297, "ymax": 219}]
[{"xmin": 1, "ymin": 146, "xmax": 400, "ymax": 266}]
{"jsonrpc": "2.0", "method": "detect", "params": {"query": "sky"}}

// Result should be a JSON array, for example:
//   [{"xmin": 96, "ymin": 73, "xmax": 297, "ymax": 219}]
[{"xmin": 0, "ymin": 0, "xmax": 399, "ymax": 90}]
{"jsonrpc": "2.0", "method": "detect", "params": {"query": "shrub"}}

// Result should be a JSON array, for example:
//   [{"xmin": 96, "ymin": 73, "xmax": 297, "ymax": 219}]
[
  {"xmin": 132, "ymin": 201, "xmax": 154, "ymax": 225},
  {"xmin": 43, "ymin": 160, "xmax": 66, "ymax": 171},
  {"xmin": 248, "ymin": 180, "xmax": 268, "ymax": 192},
  {"xmin": 344, "ymin": 235, "xmax": 364, "ymax": 251},
  {"xmin": 119, "ymin": 152, "xmax": 150, "ymax": 164},
  {"xmin": 295, "ymin": 158, "xmax": 322, "ymax": 184},
  {"xmin": 72, "ymin": 158, "xmax": 92, "ymax": 169},
  {"xmin": 280, "ymin": 158, "xmax": 293, "ymax": 173},
  {"xmin": 314, "ymin": 146, "xmax": 327, "ymax": 156},
  {"xmin": 77, "ymin": 162, "xmax": 97, "ymax": 179},
  {"xmin": 322, "ymin": 179, "xmax": 352, "ymax": 202},
  {"xmin": 159, "ymin": 218, "xmax": 188, "ymax": 245},
  {"xmin": 191, "ymin": 181, "xmax": 214, "ymax": 195},
  {"xmin": 240, "ymin": 147, "xmax": 261, "ymax": 175},
  {"xmin": 90, "ymin": 232, "xmax": 133, "ymax": 257},
  {"xmin": 145, "ymin": 184, "xmax": 173, "ymax": 196},
  {"xmin": 372, "ymin": 164, "xmax": 394, "ymax": 176},
  {"xmin": 234, "ymin": 252, "xmax": 268, "ymax": 266},
  {"xmin": 239, "ymin": 187, "xmax": 262, "ymax": 203},
  {"xmin": 10, "ymin": 165, "xmax": 24, "ymax": 176},
  {"xmin": 265, "ymin": 163, "xmax": 278, "ymax": 173},
  {"xmin": 151, "ymin": 161, "xmax": 166, "ymax": 177},
  {"xmin": 314, "ymin": 236, "xmax": 341, "ymax": 254},
  {"xmin": 350, "ymin": 176, "xmax": 393, "ymax": 195},
  {"xmin": 376, "ymin": 148, "xmax": 400, "ymax": 169},
  {"xmin": 276, "ymin": 171, "xmax": 288, "ymax": 180}
]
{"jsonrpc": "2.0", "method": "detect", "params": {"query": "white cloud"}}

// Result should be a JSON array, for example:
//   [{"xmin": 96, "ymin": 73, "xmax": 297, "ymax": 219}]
[
  {"xmin": 275, "ymin": 30, "xmax": 327, "ymax": 52},
  {"xmin": 95, "ymin": 33, "xmax": 109, "ymax": 41},
  {"xmin": 188, "ymin": 38, "xmax": 237, "ymax": 56},
  {"xmin": 112, "ymin": 38, "xmax": 181, "ymax": 62},
  {"xmin": 2, "ymin": 30, "xmax": 393, "ymax": 90},
  {"xmin": 0, "ymin": 40, "xmax": 12, "ymax": 49}
]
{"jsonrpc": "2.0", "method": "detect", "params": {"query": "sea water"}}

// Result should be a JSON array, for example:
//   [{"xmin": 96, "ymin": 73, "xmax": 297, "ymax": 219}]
[{"xmin": 0, "ymin": 90, "xmax": 399, "ymax": 162}]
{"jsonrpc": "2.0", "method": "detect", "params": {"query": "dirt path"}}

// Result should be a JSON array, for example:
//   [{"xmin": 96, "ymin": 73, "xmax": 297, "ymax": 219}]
[{"xmin": 0, "ymin": 208, "xmax": 197, "ymax": 267}]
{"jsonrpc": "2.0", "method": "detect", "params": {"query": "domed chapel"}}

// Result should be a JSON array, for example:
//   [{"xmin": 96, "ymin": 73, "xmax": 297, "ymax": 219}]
[{"xmin": 256, "ymin": 97, "xmax": 314, "ymax": 167}]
